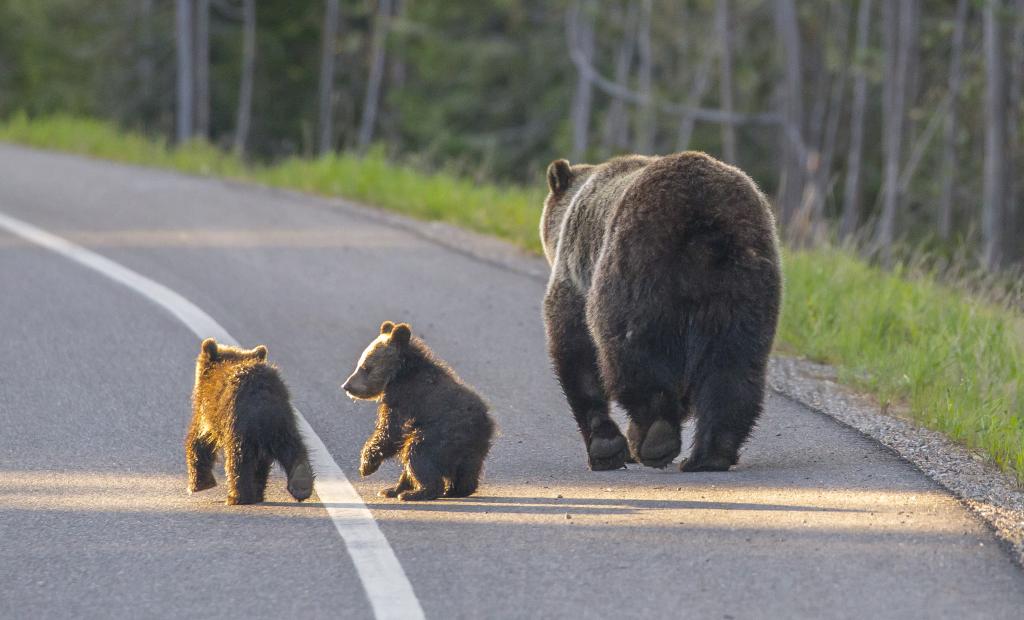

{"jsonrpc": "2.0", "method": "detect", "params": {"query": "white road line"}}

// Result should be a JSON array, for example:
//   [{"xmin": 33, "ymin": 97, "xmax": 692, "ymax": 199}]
[{"xmin": 0, "ymin": 210, "xmax": 425, "ymax": 620}]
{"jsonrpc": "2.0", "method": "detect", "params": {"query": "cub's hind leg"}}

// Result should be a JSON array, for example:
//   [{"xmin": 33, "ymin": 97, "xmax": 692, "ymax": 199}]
[
  {"xmin": 185, "ymin": 422, "xmax": 217, "ymax": 493},
  {"xmin": 275, "ymin": 429, "xmax": 314, "ymax": 502},
  {"xmin": 252, "ymin": 456, "xmax": 273, "ymax": 503},
  {"xmin": 398, "ymin": 443, "xmax": 444, "ymax": 501},
  {"xmin": 225, "ymin": 447, "xmax": 263, "ymax": 505},
  {"xmin": 444, "ymin": 456, "xmax": 484, "ymax": 498}
]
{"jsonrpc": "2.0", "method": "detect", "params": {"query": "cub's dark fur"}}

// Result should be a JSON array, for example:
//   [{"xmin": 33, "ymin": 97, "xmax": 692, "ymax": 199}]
[
  {"xmin": 541, "ymin": 152, "xmax": 782, "ymax": 472},
  {"xmin": 187, "ymin": 338, "xmax": 314, "ymax": 505},
  {"xmin": 342, "ymin": 322, "xmax": 494, "ymax": 501}
]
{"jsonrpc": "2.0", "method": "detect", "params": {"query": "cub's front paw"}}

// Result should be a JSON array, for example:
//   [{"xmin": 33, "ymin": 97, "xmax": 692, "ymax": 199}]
[
  {"xmin": 379, "ymin": 485, "xmax": 403, "ymax": 498},
  {"xmin": 359, "ymin": 459, "xmax": 380, "ymax": 477},
  {"xmin": 398, "ymin": 489, "xmax": 440, "ymax": 501}
]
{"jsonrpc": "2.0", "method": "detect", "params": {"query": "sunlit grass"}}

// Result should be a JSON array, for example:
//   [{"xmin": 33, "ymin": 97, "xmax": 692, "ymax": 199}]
[
  {"xmin": 2, "ymin": 114, "xmax": 1021, "ymax": 481},
  {"xmin": 781, "ymin": 248, "xmax": 1024, "ymax": 478}
]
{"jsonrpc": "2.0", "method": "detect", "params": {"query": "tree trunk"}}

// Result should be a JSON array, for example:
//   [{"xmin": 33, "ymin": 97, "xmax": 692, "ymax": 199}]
[
  {"xmin": 317, "ymin": 0, "xmax": 341, "ymax": 155},
  {"xmin": 840, "ymin": 0, "xmax": 872, "ymax": 240},
  {"xmin": 799, "ymin": 2, "xmax": 850, "ymax": 244},
  {"xmin": 772, "ymin": 0, "xmax": 804, "ymax": 227},
  {"xmin": 715, "ymin": 0, "xmax": 736, "ymax": 164},
  {"xmin": 634, "ymin": 0, "xmax": 655, "ymax": 154},
  {"xmin": 601, "ymin": 2, "xmax": 638, "ymax": 154},
  {"xmin": 357, "ymin": 0, "xmax": 394, "ymax": 153},
  {"xmin": 138, "ymin": 0, "xmax": 155, "ymax": 120},
  {"xmin": 938, "ymin": 0, "xmax": 968, "ymax": 240},
  {"xmin": 1008, "ymin": 0, "xmax": 1024, "ymax": 261},
  {"xmin": 982, "ymin": 0, "xmax": 1006, "ymax": 269},
  {"xmin": 569, "ymin": 1, "xmax": 595, "ymax": 162},
  {"xmin": 233, "ymin": 0, "xmax": 256, "ymax": 156},
  {"xmin": 194, "ymin": 0, "xmax": 210, "ymax": 138},
  {"xmin": 875, "ymin": 0, "xmax": 914, "ymax": 264},
  {"xmin": 175, "ymin": 0, "xmax": 194, "ymax": 144},
  {"xmin": 903, "ymin": 0, "xmax": 922, "ymax": 152},
  {"xmin": 675, "ymin": 53, "xmax": 714, "ymax": 151},
  {"xmin": 384, "ymin": 0, "xmax": 407, "ymax": 148}
]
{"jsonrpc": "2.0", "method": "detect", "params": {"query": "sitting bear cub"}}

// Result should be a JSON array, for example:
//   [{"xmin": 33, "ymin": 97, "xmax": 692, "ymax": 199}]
[
  {"xmin": 342, "ymin": 321, "xmax": 494, "ymax": 501},
  {"xmin": 187, "ymin": 338, "xmax": 314, "ymax": 505}
]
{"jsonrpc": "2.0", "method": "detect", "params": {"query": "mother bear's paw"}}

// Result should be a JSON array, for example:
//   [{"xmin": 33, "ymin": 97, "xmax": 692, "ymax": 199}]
[
  {"xmin": 679, "ymin": 454, "xmax": 734, "ymax": 472},
  {"xmin": 587, "ymin": 434, "xmax": 628, "ymax": 471},
  {"xmin": 638, "ymin": 419, "xmax": 681, "ymax": 469}
]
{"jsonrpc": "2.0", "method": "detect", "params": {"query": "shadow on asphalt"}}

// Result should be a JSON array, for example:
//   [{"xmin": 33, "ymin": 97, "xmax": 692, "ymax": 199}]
[{"xmin": 264, "ymin": 496, "xmax": 865, "ymax": 514}]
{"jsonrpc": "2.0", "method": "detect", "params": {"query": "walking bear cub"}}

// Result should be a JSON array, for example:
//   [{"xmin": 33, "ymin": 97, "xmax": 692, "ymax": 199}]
[
  {"xmin": 342, "ymin": 321, "xmax": 494, "ymax": 501},
  {"xmin": 187, "ymin": 338, "xmax": 314, "ymax": 505},
  {"xmin": 541, "ymin": 152, "xmax": 782, "ymax": 472}
]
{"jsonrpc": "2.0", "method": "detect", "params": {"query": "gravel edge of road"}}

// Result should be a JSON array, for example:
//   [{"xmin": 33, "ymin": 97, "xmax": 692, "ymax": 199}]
[
  {"xmin": 60, "ymin": 162, "xmax": 1024, "ymax": 570},
  {"xmin": 767, "ymin": 357, "xmax": 1024, "ymax": 567}
]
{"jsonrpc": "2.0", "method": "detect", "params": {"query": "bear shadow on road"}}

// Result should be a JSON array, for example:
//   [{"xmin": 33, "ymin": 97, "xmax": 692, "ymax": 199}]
[{"xmin": 262, "ymin": 496, "xmax": 865, "ymax": 515}]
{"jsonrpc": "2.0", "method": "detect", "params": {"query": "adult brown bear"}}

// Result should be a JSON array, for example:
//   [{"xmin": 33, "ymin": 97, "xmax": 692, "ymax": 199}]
[{"xmin": 540, "ymin": 152, "xmax": 781, "ymax": 471}]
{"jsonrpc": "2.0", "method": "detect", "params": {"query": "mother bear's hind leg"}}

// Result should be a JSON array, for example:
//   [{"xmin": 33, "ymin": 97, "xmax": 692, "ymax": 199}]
[{"xmin": 544, "ymin": 280, "xmax": 628, "ymax": 471}]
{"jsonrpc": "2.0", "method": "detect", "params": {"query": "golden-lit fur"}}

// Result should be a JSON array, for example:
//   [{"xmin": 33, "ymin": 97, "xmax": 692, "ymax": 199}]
[{"xmin": 187, "ymin": 339, "xmax": 313, "ymax": 505}]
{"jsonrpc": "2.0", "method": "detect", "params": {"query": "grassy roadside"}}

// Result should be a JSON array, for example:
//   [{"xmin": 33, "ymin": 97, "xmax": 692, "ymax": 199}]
[{"xmin": 2, "ymin": 114, "xmax": 1021, "ymax": 482}]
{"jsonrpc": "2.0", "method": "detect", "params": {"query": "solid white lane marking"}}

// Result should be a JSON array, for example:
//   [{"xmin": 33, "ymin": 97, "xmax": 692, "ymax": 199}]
[{"xmin": 0, "ymin": 211, "xmax": 424, "ymax": 620}]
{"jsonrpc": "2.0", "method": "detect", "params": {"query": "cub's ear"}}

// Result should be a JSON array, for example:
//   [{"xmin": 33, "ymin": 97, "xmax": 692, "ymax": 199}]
[
  {"xmin": 380, "ymin": 321, "xmax": 395, "ymax": 335},
  {"xmin": 547, "ymin": 159, "xmax": 572, "ymax": 194},
  {"xmin": 391, "ymin": 323, "xmax": 412, "ymax": 347},
  {"xmin": 201, "ymin": 338, "xmax": 219, "ymax": 360},
  {"xmin": 252, "ymin": 345, "xmax": 268, "ymax": 361}
]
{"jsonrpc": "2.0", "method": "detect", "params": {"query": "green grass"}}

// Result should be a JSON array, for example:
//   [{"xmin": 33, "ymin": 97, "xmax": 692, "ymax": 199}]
[
  {"xmin": 781, "ymin": 249, "xmax": 1024, "ymax": 479},
  {"xmin": 2, "ymin": 114, "xmax": 1022, "ymax": 481}
]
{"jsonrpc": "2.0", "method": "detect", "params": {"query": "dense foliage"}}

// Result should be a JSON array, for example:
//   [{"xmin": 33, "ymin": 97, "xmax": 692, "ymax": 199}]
[{"xmin": 1, "ymin": 0, "xmax": 1022, "ymax": 267}]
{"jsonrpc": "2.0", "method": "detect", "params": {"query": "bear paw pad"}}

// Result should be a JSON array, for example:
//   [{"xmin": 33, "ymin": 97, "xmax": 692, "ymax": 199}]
[
  {"xmin": 287, "ymin": 462, "xmax": 314, "ymax": 502},
  {"xmin": 639, "ymin": 419, "xmax": 681, "ymax": 469},
  {"xmin": 588, "ymin": 434, "xmax": 628, "ymax": 471}
]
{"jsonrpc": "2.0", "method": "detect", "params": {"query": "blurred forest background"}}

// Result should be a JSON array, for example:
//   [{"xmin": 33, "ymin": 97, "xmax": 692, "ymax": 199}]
[{"xmin": 1, "ymin": 0, "xmax": 1023, "ymax": 271}]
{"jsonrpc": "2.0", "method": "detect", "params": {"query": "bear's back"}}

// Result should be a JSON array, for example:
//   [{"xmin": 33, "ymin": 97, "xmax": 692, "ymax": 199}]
[
  {"xmin": 555, "ymin": 155, "xmax": 655, "ymax": 291},
  {"xmin": 197, "ymin": 361, "xmax": 291, "ymax": 431},
  {"xmin": 384, "ymin": 343, "xmax": 491, "ymax": 435}
]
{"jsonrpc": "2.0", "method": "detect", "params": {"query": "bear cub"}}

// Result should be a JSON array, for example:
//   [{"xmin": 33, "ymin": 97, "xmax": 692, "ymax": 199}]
[
  {"xmin": 342, "ymin": 321, "xmax": 494, "ymax": 501},
  {"xmin": 187, "ymin": 338, "xmax": 314, "ymax": 505}
]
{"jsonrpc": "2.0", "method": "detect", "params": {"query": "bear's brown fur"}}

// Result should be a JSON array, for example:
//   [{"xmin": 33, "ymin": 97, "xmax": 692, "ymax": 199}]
[
  {"xmin": 541, "ymin": 151, "xmax": 782, "ymax": 471},
  {"xmin": 342, "ymin": 322, "xmax": 494, "ymax": 501},
  {"xmin": 186, "ymin": 339, "xmax": 314, "ymax": 504}
]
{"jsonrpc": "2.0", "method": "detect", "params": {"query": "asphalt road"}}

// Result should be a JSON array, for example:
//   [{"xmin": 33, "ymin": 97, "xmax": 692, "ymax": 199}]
[{"xmin": 1, "ymin": 143, "xmax": 1022, "ymax": 619}]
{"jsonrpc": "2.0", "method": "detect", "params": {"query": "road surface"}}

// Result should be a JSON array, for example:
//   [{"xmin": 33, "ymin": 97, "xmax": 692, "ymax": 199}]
[{"xmin": 1, "ymin": 144, "xmax": 1022, "ymax": 619}]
